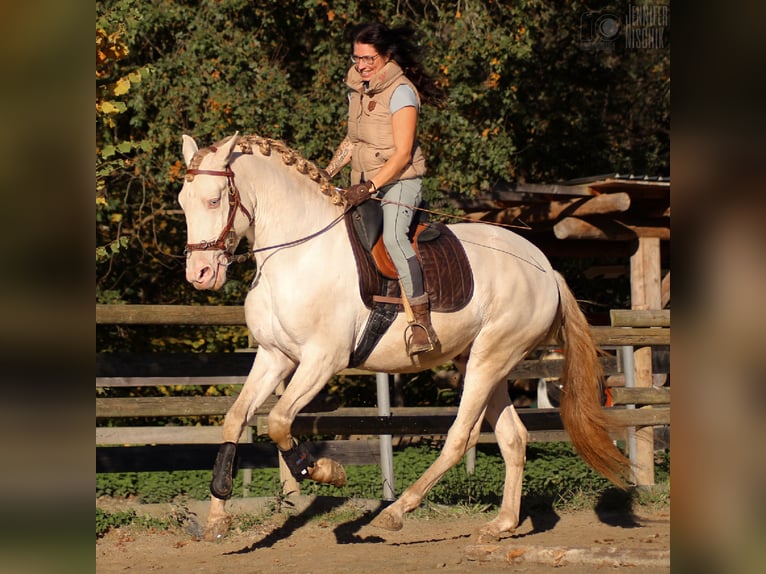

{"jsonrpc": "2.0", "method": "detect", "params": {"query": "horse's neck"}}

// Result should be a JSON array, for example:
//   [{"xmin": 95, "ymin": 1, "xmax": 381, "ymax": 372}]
[{"xmin": 245, "ymin": 157, "xmax": 342, "ymax": 250}]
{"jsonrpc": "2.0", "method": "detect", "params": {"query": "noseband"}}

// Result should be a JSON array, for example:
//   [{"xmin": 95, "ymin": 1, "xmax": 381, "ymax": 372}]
[{"xmin": 184, "ymin": 166, "xmax": 254, "ymax": 262}]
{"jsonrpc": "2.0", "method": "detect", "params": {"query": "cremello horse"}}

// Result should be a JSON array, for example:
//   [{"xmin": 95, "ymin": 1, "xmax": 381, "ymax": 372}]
[{"xmin": 178, "ymin": 133, "xmax": 628, "ymax": 542}]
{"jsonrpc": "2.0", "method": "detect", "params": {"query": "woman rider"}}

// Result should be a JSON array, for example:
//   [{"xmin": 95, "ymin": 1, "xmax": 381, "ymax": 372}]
[{"xmin": 324, "ymin": 22, "xmax": 445, "ymax": 355}]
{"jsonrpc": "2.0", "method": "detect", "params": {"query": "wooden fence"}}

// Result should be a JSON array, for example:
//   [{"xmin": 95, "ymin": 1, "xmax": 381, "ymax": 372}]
[{"xmin": 96, "ymin": 305, "xmax": 669, "ymax": 493}]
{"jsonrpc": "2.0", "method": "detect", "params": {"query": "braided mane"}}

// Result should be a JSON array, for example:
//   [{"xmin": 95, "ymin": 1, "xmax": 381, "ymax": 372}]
[{"xmin": 189, "ymin": 134, "xmax": 345, "ymax": 206}]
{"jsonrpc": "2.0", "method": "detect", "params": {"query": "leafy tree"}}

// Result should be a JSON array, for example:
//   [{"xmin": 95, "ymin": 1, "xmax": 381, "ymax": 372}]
[{"xmin": 96, "ymin": 0, "xmax": 669, "ymax": 347}]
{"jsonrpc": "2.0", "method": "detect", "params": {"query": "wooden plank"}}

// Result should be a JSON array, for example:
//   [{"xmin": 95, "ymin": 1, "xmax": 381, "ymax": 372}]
[
  {"xmin": 589, "ymin": 327, "xmax": 669, "ymax": 346},
  {"xmin": 607, "ymin": 406, "xmax": 670, "ymax": 427},
  {"xmin": 495, "ymin": 181, "xmax": 595, "ymax": 197},
  {"xmin": 266, "ymin": 407, "xmax": 669, "ymax": 436},
  {"xmin": 453, "ymin": 193, "xmax": 631, "ymax": 228},
  {"xmin": 97, "ymin": 376, "xmax": 247, "ymax": 388},
  {"xmin": 96, "ymin": 443, "xmax": 278, "ymax": 473},
  {"xmin": 553, "ymin": 216, "xmax": 670, "ymax": 241},
  {"xmin": 554, "ymin": 193, "xmax": 631, "ymax": 218},
  {"xmin": 96, "ymin": 396, "xmax": 238, "ymax": 418},
  {"xmin": 98, "ymin": 400, "xmax": 670, "ymax": 431},
  {"xmin": 629, "ymin": 236, "xmax": 664, "ymax": 486},
  {"xmin": 661, "ymin": 271, "xmax": 670, "ymax": 308},
  {"xmin": 96, "ymin": 352, "xmax": 256, "ymax": 378},
  {"xmin": 609, "ymin": 387, "xmax": 670, "ymax": 406},
  {"xmin": 609, "ymin": 309, "xmax": 670, "ymax": 327},
  {"xmin": 96, "ymin": 354, "xmax": 621, "ymax": 388},
  {"xmin": 95, "ymin": 309, "xmax": 669, "ymax": 346},
  {"xmin": 509, "ymin": 356, "xmax": 618, "ymax": 379},
  {"xmin": 96, "ymin": 304, "xmax": 246, "ymax": 325},
  {"xmin": 96, "ymin": 426, "xmax": 248, "ymax": 445}
]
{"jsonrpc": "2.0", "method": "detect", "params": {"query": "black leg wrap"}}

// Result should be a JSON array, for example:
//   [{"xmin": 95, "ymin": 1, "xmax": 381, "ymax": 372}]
[
  {"xmin": 210, "ymin": 441, "xmax": 238, "ymax": 499},
  {"xmin": 279, "ymin": 441, "xmax": 316, "ymax": 482}
]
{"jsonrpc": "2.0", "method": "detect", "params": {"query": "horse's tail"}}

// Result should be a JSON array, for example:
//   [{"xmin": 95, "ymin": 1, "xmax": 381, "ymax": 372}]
[{"xmin": 554, "ymin": 271, "xmax": 631, "ymax": 488}]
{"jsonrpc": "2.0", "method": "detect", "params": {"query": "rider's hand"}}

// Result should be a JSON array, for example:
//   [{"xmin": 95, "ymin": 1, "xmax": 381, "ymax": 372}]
[{"xmin": 343, "ymin": 181, "xmax": 376, "ymax": 206}]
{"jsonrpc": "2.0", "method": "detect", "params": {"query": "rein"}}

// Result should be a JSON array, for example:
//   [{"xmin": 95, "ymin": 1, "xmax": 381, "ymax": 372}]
[
  {"xmin": 250, "ymin": 212, "xmax": 348, "ymax": 256},
  {"xmin": 183, "ymin": 166, "xmax": 254, "ymax": 261},
  {"xmin": 369, "ymin": 196, "xmax": 532, "ymax": 231}
]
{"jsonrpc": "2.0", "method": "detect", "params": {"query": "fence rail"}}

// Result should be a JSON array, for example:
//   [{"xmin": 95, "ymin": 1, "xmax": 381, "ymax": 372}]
[{"xmin": 96, "ymin": 305, "xmax": 670, "ymax": 488}]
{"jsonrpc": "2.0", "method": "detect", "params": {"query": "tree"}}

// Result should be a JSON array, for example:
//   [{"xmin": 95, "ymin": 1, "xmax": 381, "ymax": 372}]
[{"xmin": 96, "ymin": 0, "xmax": 669, "ymax": 313}]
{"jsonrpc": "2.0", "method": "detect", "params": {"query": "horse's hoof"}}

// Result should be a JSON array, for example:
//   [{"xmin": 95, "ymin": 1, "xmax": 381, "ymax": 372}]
[
  {"xmin": 309, "ymin": 457, "xmax": 347, "ymax": 487},
  {"xmin": 370, "ymin": 508, "xmax": 403, "ymax": 531},
  {"xmin": 474, "ymin": 526, "xmax": 500, "ymax": 544},
  {"xmin": 203, "ymin": 515, "xmax": 232, "ymax": 542}
]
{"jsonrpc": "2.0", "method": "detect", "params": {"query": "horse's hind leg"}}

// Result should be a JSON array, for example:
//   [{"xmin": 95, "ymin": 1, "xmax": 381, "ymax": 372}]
[
  {"xmin": 371, "ymin": 354, "xmax": 496, "ymax": 531},
  {"xmin": 474, "ymin": 383, "xmax": 528, "ymax": 543}
]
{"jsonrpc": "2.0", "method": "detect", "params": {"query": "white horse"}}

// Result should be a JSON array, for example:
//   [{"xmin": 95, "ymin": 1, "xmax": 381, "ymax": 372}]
[{"xmin": 178, "ymin": 133, "xmax": 628, "ymax": 542}]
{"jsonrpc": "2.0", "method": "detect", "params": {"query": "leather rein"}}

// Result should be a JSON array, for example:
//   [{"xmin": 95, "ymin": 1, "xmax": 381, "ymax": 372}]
[{"xmin": 183, "ymin": 166, "xmax": 255, "ymax": 263}]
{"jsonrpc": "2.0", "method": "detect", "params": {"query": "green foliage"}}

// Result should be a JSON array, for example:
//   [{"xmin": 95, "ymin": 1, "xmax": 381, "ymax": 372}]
[
  {"xmin": 96, "ymin": 443, "xmax": 670, "ymax": 509},
  {"xmin": 95, "ymin": 0, "xmax": 669, "ymax": 311},
  {"xmin": 95, "ymin": 507, "xmax": 170, "ymax": 538},
  {"xmin": 96, "ymin": 507, "xmax": 137, "ymax": 538},
  {"xmin": 96, "ymin": 470, "xmax": 221, "ymax": 503},
  {"xmin": 522, "ymin": 442, "xmax": 611, "ymax": 499}
]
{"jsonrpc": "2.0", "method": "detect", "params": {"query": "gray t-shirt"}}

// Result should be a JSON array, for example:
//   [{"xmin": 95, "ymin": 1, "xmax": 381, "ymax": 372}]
[
  {"xmin": 390, "ymin": 84, "xmax": 419, "ymax": 113},
  {"xmin": 351, "ymin": 83, "xmax": 419, "ymax": 113}
]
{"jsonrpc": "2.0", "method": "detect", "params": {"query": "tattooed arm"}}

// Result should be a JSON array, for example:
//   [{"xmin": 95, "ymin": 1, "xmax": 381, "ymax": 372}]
[{"xmin": 324, "ymin": 136, "xmax": 353, "ymax": 178}]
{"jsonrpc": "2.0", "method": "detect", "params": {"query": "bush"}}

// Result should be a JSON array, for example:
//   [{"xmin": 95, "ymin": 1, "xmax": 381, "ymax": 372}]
[{"xmin": 96, "ymin": 507, "xmax": 136, "ymax": 538}]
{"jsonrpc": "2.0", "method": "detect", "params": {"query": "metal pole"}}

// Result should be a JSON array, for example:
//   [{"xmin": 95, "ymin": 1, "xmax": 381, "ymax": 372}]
[
  {"xmin": 620, "ymin": 345, "xmax": 638, "ymax": 483},
  {"xmin": 376, "ymin": 372, "xmax": 396, "ymax": 500},
  {"xmin": 465, "ymin": 446, "xmax": 476, "ymax": 475}
]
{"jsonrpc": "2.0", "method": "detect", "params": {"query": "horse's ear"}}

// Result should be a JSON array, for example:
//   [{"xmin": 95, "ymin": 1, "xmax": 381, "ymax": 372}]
[
  {"xmin": 218, "ymin": 131, "xmax": 240, "ymax": 164},
  {"xmin": 182, "ymin": 135, "xmax": 198, "ymax": 167}
]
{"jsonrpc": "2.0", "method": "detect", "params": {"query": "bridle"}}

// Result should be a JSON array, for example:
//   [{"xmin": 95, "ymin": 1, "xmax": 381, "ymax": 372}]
[
  {"xmin": 183, "ymin": 155, "xmax": 349, "ymax": 267},
  {"xmin": 183, "ymin": 166, "xmax": 254, "ymax": 262}
]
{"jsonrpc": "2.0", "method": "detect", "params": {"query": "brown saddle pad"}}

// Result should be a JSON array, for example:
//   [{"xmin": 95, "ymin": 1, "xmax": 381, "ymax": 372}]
[{"xmin": 345, "ymin": 213, "xmax": 474, "ymax": 313}]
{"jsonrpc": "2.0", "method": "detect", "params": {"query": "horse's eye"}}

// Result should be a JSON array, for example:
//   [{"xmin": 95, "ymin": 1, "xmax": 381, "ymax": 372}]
[{"xmin": 208, "ymin": 198, "xmax": 220, "ymax": 208}]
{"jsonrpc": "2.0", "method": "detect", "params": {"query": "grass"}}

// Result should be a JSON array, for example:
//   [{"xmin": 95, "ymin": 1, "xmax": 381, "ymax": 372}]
[{"xmin": 96, "ymin": 442, "xmax": 670, "ymax": 538}]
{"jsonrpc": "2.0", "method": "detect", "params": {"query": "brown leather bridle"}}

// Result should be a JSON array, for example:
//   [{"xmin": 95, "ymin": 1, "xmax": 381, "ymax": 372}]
[{"xmin": 183, "ymin": 166, "xmax": 254, "ymax": 262}]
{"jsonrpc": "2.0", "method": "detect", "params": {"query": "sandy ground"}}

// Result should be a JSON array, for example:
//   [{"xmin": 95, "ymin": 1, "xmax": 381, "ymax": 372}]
[{"xmin": 96, "ymin": 496, "xmax": 670, "ymax": 573}]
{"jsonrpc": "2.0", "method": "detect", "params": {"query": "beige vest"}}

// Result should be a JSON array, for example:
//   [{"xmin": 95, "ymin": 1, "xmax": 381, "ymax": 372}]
[{"xmin": 345, "ymin": 61, "xmax": 427, "ymax": 185}]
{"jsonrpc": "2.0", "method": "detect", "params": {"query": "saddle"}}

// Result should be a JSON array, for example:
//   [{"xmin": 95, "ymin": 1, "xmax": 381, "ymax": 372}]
[
  {"xmin": 348, "ymin": 200, "xmax": 474, "ymax": 311},
  {"xmin": 345, "ymin": 202, "xmax": 474, "ymax": 366}
]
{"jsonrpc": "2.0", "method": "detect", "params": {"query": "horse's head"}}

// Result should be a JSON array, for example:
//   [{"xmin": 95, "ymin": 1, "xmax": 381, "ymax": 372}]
[{"xmin": 178, "ymin": 132, "xmax": 254, "ymax": 290}]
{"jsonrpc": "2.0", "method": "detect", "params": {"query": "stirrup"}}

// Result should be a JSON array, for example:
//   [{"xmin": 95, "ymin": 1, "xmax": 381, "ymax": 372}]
[{"xmin": 406, "ymin": 322, "xmax": 435, "ymax": 355}]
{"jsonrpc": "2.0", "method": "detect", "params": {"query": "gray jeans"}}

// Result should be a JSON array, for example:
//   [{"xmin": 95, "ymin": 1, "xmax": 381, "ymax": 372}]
[{"xmin": 379, "ymin": 178, "xmax": 424, "ymax": 299}]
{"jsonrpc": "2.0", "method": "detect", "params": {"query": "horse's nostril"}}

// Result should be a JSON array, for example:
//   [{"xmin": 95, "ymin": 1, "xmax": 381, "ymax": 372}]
[
  {"xmin": 197, "ymin": 266, "xmax": 212, "ymax": 282},
  {"xmin": 187, "ymin": 264, "xmax": 213, "ymax": 286}
]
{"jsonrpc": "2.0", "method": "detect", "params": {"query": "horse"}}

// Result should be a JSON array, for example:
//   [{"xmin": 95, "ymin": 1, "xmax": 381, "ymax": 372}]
[{"xmin": 178, "ymin": 132, "xmax": 629, "ymax": 542}]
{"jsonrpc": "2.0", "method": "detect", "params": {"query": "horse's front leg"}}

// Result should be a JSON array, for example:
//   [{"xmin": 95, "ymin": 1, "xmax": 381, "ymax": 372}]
[
  {"xmin": 267, "ymin": 358, "xmax": 347, "ymax": 488},
  {"xmin": 204, "ymin": 350, "xmax": 295, "ymax": 541}
]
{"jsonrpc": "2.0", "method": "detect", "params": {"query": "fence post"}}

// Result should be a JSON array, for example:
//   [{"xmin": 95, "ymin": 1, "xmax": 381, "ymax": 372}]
[
  {"xmin": 242, "ymin": 426, "xmax": 253, "ymax": 497},
  {"xmin": 465, "ymin": 446, "xmax": 476, "ymax": 475},
  {"xmin": 629, "ymin": 236, "xmax": 661, "ymax": 486},
  {"xmin": 620, "ymin": 345, "xmax": 639, "ymax": 484},
  {"xmin": 376, "ymin": 372, "xmax": 396, "ymax": 501}
]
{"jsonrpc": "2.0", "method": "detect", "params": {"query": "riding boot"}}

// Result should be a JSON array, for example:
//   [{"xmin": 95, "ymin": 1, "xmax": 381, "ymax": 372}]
[{"xmin": 406, "ymin": 293, "xmax": 438, "ymax": 355}]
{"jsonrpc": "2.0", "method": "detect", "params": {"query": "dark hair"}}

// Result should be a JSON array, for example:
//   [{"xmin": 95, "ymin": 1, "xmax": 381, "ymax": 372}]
[{"xmin": 350, "ymin": 22, "xmax": 446, "ymax": 107}]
